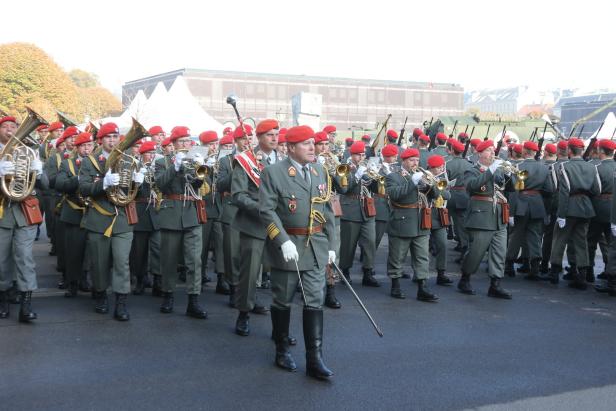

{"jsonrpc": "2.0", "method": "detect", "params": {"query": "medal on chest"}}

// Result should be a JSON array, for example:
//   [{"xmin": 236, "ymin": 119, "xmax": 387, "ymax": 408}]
[{"xmin": 288, "ymin": 194, "xmax": 297, "ymax": 213}]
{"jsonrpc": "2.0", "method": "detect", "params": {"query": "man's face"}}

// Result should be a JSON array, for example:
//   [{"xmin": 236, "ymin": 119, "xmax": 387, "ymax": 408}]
[
  {"xmin": 77, "ymin": 142, "xmax": 94, "ymax": 157},
  {"xmin": 277, "ymin": 142, "xmax": 287, "ymax": 155},
  {"xmin": 205, "ymin": 142, "xmax": 218, "ymax": 154},
  {"xmin": 50, "ymin": 129, "xmax": 63, "ymax": 140},
  {"xmin": 37, "ymin": 130, "xmax": 49, "ymax": 143},
  {"xmin": 315, "ymin": 141, "xmax": 329, "ymax": 155},
  {"xmin": 351, "ymin": 152, "xmax": 365, "ymax": 165},
  {"xmin": 236, "ymin": 137, "xmax": 249, "ymax": 152},
  {"xmin": 163, "ymin": 145, "xmax": 174, "ymax": 155},
  {"xmin": 101, "ymin": 134, "xmax": 119, "ymax": 152},
  {"xmin": 258, "ymin": 129, "xmax": 278, "ymax": 152},
  {"xmin": 327, "ymin": 132, "xmax": 336, "ymax": 144},
  {"xmin": 64, "ymin": 136, "xmax": 76, "ymax": 150},
  {"xmin": 131, "ymin": 145, "xmax": 141, "ymax": 156},
  {"xmin": 152, "ymin": 132, "xmax": 165, "ymax": 145},
  {"xmin": 221, "ymin": 143, "xmax": 234, "ymax": 151},
  {"xmin": 142, "ymin": 151, "xmax": 155, "ymax": 163},
  {"xmin": 403, "ymin": 157, "xmax": 419, "ymax": 171},
  {"xmin": 287, "ymin": 139, "xmax": 315, "ymax": 165},
  {"xmin": 0, "ymin": 121, "xmax": 17, "ymax": 143},
  {"xmin": 478, "ymin": 147, "xmax": 494, "ymax": 165},
  {"xmin": 57, "ymin": 142, "xmax": 66, "ymax": 152},
  {"xmin": 173, "ymin": 137, "xmax": 192, "ymax": 152},
  {"xmin": 383, "ymin": 155, "xmax": 397, "ymax": 164},
  {"xmin": 429, "ymin": 165, "xmax": 445, "ymax": 175}
]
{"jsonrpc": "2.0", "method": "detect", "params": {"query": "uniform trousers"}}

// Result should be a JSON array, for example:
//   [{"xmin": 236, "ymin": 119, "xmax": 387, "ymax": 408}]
[
  {"xmin": 160, "ymin": 227, "xmax": 202, "ymax": 294},
  {"xmin": 87, "ymin": 231, "xmax": 133, "ymax": 294},
  {"xmin": 339, "ymin": 219, "xmax": 376, "ymax": 271},
  {"xmin": 0, "ymin": 225, "xmax": 37, "ymax": 291},
  {"xmin": 550, "ymin": 217, "xmax": 590, "ymax": 268},
  {"xmin": 64, "ymin": 223, "xmax": 87, "ymax": 284},
  {"xmin": 222, "ymin": 222, "xmax": 241, "ymax": 286},
  {"xmin": 237, "ymin": 233, "xmax": 265, "ymax": 312},
  {"xmin": 462, "ymin": 228, "xmax": 506, "ymax": 278},
  {"xmin": 387, "ymin": 234, "xmax": 430, "ymax": 280}
]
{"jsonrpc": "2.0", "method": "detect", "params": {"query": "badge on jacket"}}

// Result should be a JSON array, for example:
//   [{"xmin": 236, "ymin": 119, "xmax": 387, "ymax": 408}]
[
  {"xmin": 288, "ymin": 166, "xmax": 296, "ymax": 177},
  {"xmin": 289, "ymin": 195, "xmax": 297, "ymax": 213}
]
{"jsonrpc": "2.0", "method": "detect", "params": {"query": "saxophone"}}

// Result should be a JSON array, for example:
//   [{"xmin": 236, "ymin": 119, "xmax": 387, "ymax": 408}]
[
  {"xmin": 0, "ymin": 107, "xmax": 47, "ymax": 202},
  {"xmin": 104, "ymin": 118, "xmax": 146, "ymax": 206}
]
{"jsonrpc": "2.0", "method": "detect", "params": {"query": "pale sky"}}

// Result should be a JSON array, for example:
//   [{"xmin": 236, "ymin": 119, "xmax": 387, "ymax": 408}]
[{"xmin": 2, "ymin": 0, "xmax": 614, "ymax": 96}]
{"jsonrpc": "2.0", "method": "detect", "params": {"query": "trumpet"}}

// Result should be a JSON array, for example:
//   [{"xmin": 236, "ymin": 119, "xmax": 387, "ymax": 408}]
[
  {"xmin": 415, "ymin": 167, "xmax": 447, "ymax": 190},
  {"xmin": 498, "ymin": 161, "xmax": 528, "ymax": 190},
  {"xmin": 318, "ymin": 152, "xmax": 350, "ymax": 187},
  {"xmin": 178, "ymin": 147, "xmax": 209, "ymax": 181}
]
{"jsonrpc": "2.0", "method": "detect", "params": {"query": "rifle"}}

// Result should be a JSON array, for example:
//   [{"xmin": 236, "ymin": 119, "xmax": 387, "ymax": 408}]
[
  {"xmin": 483, "ymin": 124, "xmax": 491, "ymax": 141},
  {"xmin": 582, "ymin": 121, "xmax": 605, "ymax": 161},
  {"xmin": 494, "ymin": 125, "xmax": 507, "ymax": 156},
  {"xmin": 578, "ymin": 124, "xmax": 585, "ymax": 139},
  {"xmin": 424, "ymin": 117, "xmax": 433, "ymax": 134},
  {"xmin": 529, "ymin": 127, "xmax": 538, "ymax": 142},
  {"xmin": 371, "ymin": 114, "xmax": 392, "ymax": 151},
  {"xmin": 535, "ymin": 123, "xmax": 548, "ymax": 160},
  {"xmin": 396, "ymin": 116, "xmax": 408, "ymax": 146},
  {"xmin": 449, "ymin": 120, "xmax": 458, "ymax": 139},
  {"xmin": 462, "ymin": 139, "xmax": 471, "ymax": 159}
]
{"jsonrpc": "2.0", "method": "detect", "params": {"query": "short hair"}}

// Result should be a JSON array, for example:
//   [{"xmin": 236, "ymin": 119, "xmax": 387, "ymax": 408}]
[{"xmin": 569, "ymin": 146, "xmax": 583, "ymax": 156}]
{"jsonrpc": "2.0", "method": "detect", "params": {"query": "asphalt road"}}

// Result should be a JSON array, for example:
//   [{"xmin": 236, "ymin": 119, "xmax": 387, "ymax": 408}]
[{"xmin": 2, "ymin": 227, "xmax": 616, "ymax": 411}]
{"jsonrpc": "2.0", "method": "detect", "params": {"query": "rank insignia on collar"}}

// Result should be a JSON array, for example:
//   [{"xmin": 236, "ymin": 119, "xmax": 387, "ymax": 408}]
[
  {"xmin": 288, "ymin": 198, "xmax": 297, "ymax": 213},
  {"xmin": 288, "ymin": 166, "xmax": 296, "ymax": 177}
]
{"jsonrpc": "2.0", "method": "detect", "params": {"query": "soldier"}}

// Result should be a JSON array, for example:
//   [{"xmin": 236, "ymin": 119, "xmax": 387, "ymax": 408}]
[
  {"xmin": 595, "ymin": 171, "xmax": 616, "ymax": 296},
  {"xmin": 0, "ymin": 115, "xmax": 47, "ymax": 322},
  {"xmin": 547, "ymin": 138, "xmax": 601, "ymax": 288},
  {"xmin": 458, "ymin": 140, "xmax": 512, "ymax": 299},
  {"xmin": 467, "ymin": 139, "xmax": 481, "ymax": 164},
  {"xmin": 154, "ymin": 126, "xmax": 208, "ymax": 318},
  {"xmin": 431, "ymin": 133, "xmax": 449, "ymax": 157},
  {"xmin": 504, "ymin": 141, "xmax": 552, "ymax": 280},
  {"xmin": 161, "ymin": 137, "xmax": 174, "ymax": 156},
  {"xmin": 342, "ymin": 137, "xmax": 353, "ymax": 162},
  {"xmin": 232, "ymin": 120, "xmax": 281, "ymax": 336},
  {"xmin": 148, "ymin": 125, "xmax": 166, "ymax": 147},
  {"xmin": 446, "ymin": 140, "xmax": 473, "ymax": 256},
  {"xmin": 540, "ymin": 143, "xmax": 559, "ymax": 275},
  {"xmin": 338, "ymin": 141, "xmax": 380, "ymax": 287},
  {"xmin": 55, "ymin": 132, "xmax": 95, "ymax": 297},
  {"xmin": 277, "ymin": 132, "xmax": 287, "ymax": 157},
  {"xmin": 259, "ymin": 125, "xmax": 335, "ymax": 380},
  {"xmin": 323, "ymin": 125, "xmax": 337, "ymax": 156},
  {"xmin": 385, "ymin": 148, "xmax": 439, "ymax": 301},
  {"xmin": 457, "ymin": 132, "xmax": 469, "ymax": 145},
  {"xmin": 43, "ymin": 121, "xmax": 64, "ymax": 256},
  {"xmin": 361, "ymin": 135, "xmax": 375, "ymax": 158},
  {"xmin": 385, "ymin": 129, "xmax": 399, "ymax": 145},
  {"xmin": 35, "ymin": 124, "xmax": 49, "ymax": 241},
  {"xmin": 417, "ymin": 134, "xmax": 431, "ymax": 168},
  {"xmin": 375, "ymin": 144, "xmax": 398, "ymax": 250},
  {"xmin": 79, "ymin": 122, "xmax": 143, "ymax": 320}
]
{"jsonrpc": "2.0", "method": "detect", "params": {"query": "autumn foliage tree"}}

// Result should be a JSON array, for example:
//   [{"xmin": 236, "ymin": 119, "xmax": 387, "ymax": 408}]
[{"xmin": 0, "ymin": 43, "xmax": 120, "ymax": 122}]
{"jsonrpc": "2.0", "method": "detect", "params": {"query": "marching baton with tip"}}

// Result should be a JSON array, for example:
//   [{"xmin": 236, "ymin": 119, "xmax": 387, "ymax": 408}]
[{"xmin": 293, "ymin": 259, "xmax": 307, "ymax": 306}]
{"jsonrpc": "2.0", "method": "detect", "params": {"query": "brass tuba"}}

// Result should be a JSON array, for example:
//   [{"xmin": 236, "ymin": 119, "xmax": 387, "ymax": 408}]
[
  {"xmin": 0, "ymin": 107, "xmax": 47, "ymax": 202},
  {"xmin": 104, "ymin": 118, "xmax": 146, "ymax": 206}
]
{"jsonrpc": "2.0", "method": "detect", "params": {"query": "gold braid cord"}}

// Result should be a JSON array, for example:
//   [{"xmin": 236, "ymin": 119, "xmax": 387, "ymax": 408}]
[{"xmin": 306, "ymin": 171, "xmax": 332, "ymax": 246}]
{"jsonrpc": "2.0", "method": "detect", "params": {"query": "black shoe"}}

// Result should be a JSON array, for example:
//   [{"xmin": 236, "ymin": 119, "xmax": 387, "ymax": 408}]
[
  {"xmin": 228, "ymin": 285, "xmax": 237, "ymax": 308},
  {"xmin": 251, "ymin": 304, "xmax": 270, "ymax": 315},
  {"xmin": 78, "ymin": 278, "xmax": 91, "ymax": 293},
  {"xmin": 563, "ymin": 265, "xmax": 576, "ymax": 281},
  {"xmin": 64, "ymin": 282, "xmax": 78, "ymax": 298},
  {"xmin": 49, "ymin": 248, "xmax": 56, "ymax": 256},
  {"xmin": 0, "ymin": 291, "xmax": 10, "ymax": 319},
  {"xmin": 504, "ymin": 260, "xmax": 516, "ymax": 277},
  {"xmin": 235, "ymin": 311, "xmax": 250, "ymax": 336},
  {"xmin": 539, "ymin": 261, "xmax": 549, "ymax": 275},
  {"xmin": 342, "ymin": 268, "xmax": 352, "ymax": 284},
  {"xmin": 595, "ymin": 278, "xmax": 616, "ymax": 294},
  {"xmin": 160, "ymin": 292, "xmax": 174, "ymax": 313},
  {"xmin": 215, "ymin": 274, "xmax": 231, "ymax": 295},
  {"xmin": 487, "ymin": 278, "xmax": 512, "ymax": 299},
  {"xmin": 390, "ymin": 278, "xmax": 406, "ymax": 299},
  {"xmin": 401, "ymin": 273, "xmax": 411, "ymax": 279},
  {"xmin": 568, "ymin": 267, "xmax": 587, "ymax": 290},
  {"xmin": 457, "ymin": 272, "xmax": 475, "ymax": 295},
  {"xmin": 454, "ymin": 243, "xmax": 462, "ymax": 252},
  {"xmin": 152, "ymin": 275, "xmax": 163, "ymax": 297},
  {"xmin": 598, "ymin": 272, "xmax": 607, "ymax": 280},
  {"xmin": 113, "ymin": 293, "xmax": 130, "ymax": 321},
  {"xmin": 362, "ymin": 269, "xmax": 380, "ymax": 287},
  {"xmin": 524, "ymin": 258, "xmax": 541, "ymax": 281},
  {"xmin": 94, "ymin": 291, "xmax": 109, "ymax": 314},
  {"xmin": 436, "ymin": 270, "xmax": 453, "ymax": 286},
  {"xmin": 586, "ymin": 267, "xmax": 595, "ymax": 283},
  {"xmin": 186, "ymin": 294, "xmax": 208, "ymax": 319},
  {"xmin": 303, "ymin": 308, "xmax": 334, "ymax": 380},
  {"xmin": 325, "ymin": 285, "xmax": 341, "ymax": 308},
  {"xmin": 133, "ymin": 277, "xmax": 145, "ymax": 295},
  {"xmin": 57, "ymin": 279, "xmax": 66, "ymax": 290},
  {"xmin": 517, "ymin": 259, "xmax": 530, "ymax": 274},
  {"xmin": 18, "ymin": 291, "xmax": 37, "ymax": 322},
  {"xmin": 417, "ymin": 279, "xmax": 439, "ymax": 302},
  {"xmin": 271, "ymin": 306, "xmax": 297, "ymax": 371},
  {"xmin": 546, "ymin": 264, "xmax": 561, "ymax": 284}
]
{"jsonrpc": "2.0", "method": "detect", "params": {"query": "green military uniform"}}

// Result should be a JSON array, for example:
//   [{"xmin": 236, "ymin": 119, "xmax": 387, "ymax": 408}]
[
  {"xmin": 371, "ymin": 167, "xmax": 390, "ymax": 249},
  {"xmin": 259, "ymin": 157, "xmax": 335, "ymax": 378},
  {"xmin": 45, "ymin": 151, "xmax": 66, "ymax": 282},
  {"xmin": 594, "ymin": 178, "xmax": 616, "ymax": 295},
  {"xmin": 418, "ymin": 148, "xmax": 430, "ymax": 169},
  {"xmin": 431, "ymin": 145, "xmax": 448, "ymax": 158},
  {"xmin": 428, "ymin": 182, "xmax": 451, "ymax": 283},
  {"xmin": 200, "ymin": 167, "xmax": 227, "ymax": 293},
  {"xmin": 540, "ymin": 159, "xmax": 559, "ymax": 273},
  {"xmin": 548, "ymin": 157, "xmax": 601, "ymax": 287},
  {"xmin": 446, "ymin": 156, "xmax": 473, "ymax": 251}
]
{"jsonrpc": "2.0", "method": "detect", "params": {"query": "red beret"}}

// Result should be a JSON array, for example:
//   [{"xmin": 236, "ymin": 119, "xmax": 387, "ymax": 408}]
[
  {"xmin": 401, "ymin": 148, "xmax": 420, "ymax": 159},
  {"xmin": 279, "ymin": 128, "xmax": 288, "ymax": 134},
  {"xmin": 418, "ymin": 134, "xmax": 430, "ymax": 143},
  {"xmin": 161, "ymin": 137, "xmax": 172, "ymax": 147},
  {"xmin": 412, "ymin": 128, "xmax": 422, "ymax": 137},
  {"xmin": 345, "ymin": 137, "xmax": 353, "ymax": 143},
  {"xmin": 568, "ymin": 138, "xmax": 584, "ymax": 149},
  {"xmin": 476, "ymin": 140, "xmax": 494, "ymax": 153},
  {"xmin": 61, "ymin": 126, "xmax": 79, "ymax": 139},
  {"xmin": 256, "ymin": 119, "xmax": 279, "ymax": 135},
  {"xmin": 314, "ymin": 131, "xmax": 328, "ymax": 144},
  {"xmin": 523, "ymin": 141, "xmax": 539, "ymax": 151},
  {"xmin": 436, "ymin": 132, "xmax": 448, "ymax": 143},
  {"xmin": 55, "ymin": 137, "xmax": 66, "ymax": 148},
  {"xmin": 557, "ymin": 140, "xmax": 568, "ymax": 150},
  {"xmin": 98, "ymin": 122, "xmax": 120, "ymax": 138},
  {"xmin": 386, "ymin": 129, "xmax": 398, "ymax": 140},
  {"xmin": 458, "ymin": 132, "xmax": 468, "ymax": 139},
  {"xmin": 451, "ymin": 140, "xmax": 465, "ymax": 153},
  {"xmin": 361, "ymin": 134, "xmax": 371, "ymax": 141},
  {"xmin": 223, "ymin": 127, "xmax": 232, "ymax": 135},
  {"xmin": 512, "ymin": 144, "xmax": 523, "ymax": 154},
  {"xmin": 285, "ymin": 125, "xmax": 314, "ymax": 144},
  {"xmin": 544, "ymin": 143, "xmax": 557, "ymax": 154},
  {"xmin": 170, "ymin": 126, "xmax": 191, "ymax": 141},
  {"xmin": 233, "ymin": 124, "xmax": 253, "ymax": 139},
  {"xmin": 277, "ymin": 133, "xmax": 286, "ymax": 144},
  {"xmin": 74, "ymin": 132, "xmax": 93, "ymax": 146},
  {"xmin": 323, "ymin": 125, "xmax": 336, "ymax": 134},
  {"xmin": 350, "ymin": 141, "xmax": 366, "ymax": 154},
  {"xmin": 148, "ymin": 125, "xmax": 165, "ymax": 136},
  {"xmin": 381, "ymin": 144, "xmax": 399, "ymax": 158},
  {"xmin": 199, "ymin": 130, "xmax": 218, "ymax": 144},
  {"xmin": 470, "ymin": 139, "xmax": 481, "ymax": 147},
  {"xmin": 139, "ymin": 141, "xmax": 157, "ymax": 154},
  {"xmin": 36, "ymin": 124, "xmax": 49, "ymax": 132},
  {"xmin": 0, "ymin": 116, "xmax": 17, "ymax": 126},
  {"xmin": 47, "ymin": 121, "xmax": 64, "ymax": 132},
  {"xmin": 427, "ymin": 155, "xmax": 445, "ymax": 168},
  {"xmin": 598, "ymin": 139, "xmax": 616, "ymax": 151},
  {"xmin": 219, "ymin": 134, "xmax": 233, "ymax": 145}
]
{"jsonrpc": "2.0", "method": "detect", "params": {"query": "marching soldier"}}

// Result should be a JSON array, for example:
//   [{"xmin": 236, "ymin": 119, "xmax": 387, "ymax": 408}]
[
  {"xmin": 467, "ymin": 139, "xmax": 481, "ymax": 163},
  {"xmin": 385, "ymin": 148, "xmax": 438, "ymax": 301},
  {"xmin": 323, "ymin": 125, "xmax": 337, "ymax": 156},
  {"xmin": 547, "ymin": 138, "xmax": 601, "ymax": 288},
  {"xmin": 417, "ymin": 134, "xmax": 431, "ymax": 168},
  {"xmin": 385, "ymin": 130, "xmax": 399, "ymax": 145},
  {"xmin": 361, "ymin": 135, "xmax": 375, "ymax": 158},
  {"xmin": 43, "ymin": 121, "xmax": 64, "ymax": 256},
  {"xmin": 458, "ymin": 140, "xmax": 512, "ymax": 299},
  {"xmin": 154, "ymin": 126, "xmax": 208, "ymax": 318},
  {"xmin": 431, "ymin": 133, "xmax": 449, "ymax": 157},
  {"xmin": 35, "ymin": 124, "xmax": 49, "ymax": 241},
  {"xmin": 277, "ymin": 132, "xmax": 287, "ymax": 157},
  {"xmin": 539, "ymin": 143, "xmax": 559, "ymax": 275},
  {"xmin": 259, "ymin": 125, "xmax": 335, "ymax": 380},
  {"xmin": 0, "ymin": 115, "xmax": 47, "ymax": 322},
  {"xmin": 342, "ymin": 137, "xmax": 353, "ymax": 162},
  {"xmin": 375, "ymin": 145, "xmax": 398, "ymax": 250},
  {"xmin": 446, "ymin": 140, "xmax": 473, "ymax": 256},
  {"xmin": 595, "ymin": 169, "xmax": 616, "ymax": 296}
]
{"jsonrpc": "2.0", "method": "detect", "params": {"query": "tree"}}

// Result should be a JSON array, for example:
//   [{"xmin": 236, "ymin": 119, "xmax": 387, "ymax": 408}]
[{"xmin": 69, "ymin": 69, "xmax": 100, "ymax": 88}]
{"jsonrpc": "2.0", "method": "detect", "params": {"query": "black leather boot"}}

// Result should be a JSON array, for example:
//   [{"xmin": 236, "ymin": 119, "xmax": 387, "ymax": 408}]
[
  {"xmin": 594, "ymin": 275, "xmax": 616, "ymax": 294},
  {"xmin": 525, "ymin": 258, "xmax": 541, "ymax": 281},
  {"xmin": 79, "ymin": 276, "xmax": 91, "ymax": 292},
  {"xmin": 64, "ymin": 281, "xmax": 78, "ymax": 298},
  {"xmin": 271, "ymin": 306, "xmax": 297, "ymax": 371},
  {"xmin": 228, "ymin": 284, "xmax": 236, "ymax": 308},
  {"xmin": 563, "ymin": 264, "xmax": 576, "ymax": 281},
  {"xmin": 235, "ymin": 311, "xmax": 250, "ymax": 336},
  {"xmin": 568, "ymin": 266, "xmax": 587, "ymax": 290},
  {"xmin": 113, "ymin": 293, "xmax": 130, "ymax": 321},
  {"xmin": 94, "ymin": 291, "xmax": 109, "ymax": 314},
  {"xmin": 417, "ymin": 279, "xmax": 439, "ymax": 302},
  {"xmin": 133, "ymin": 275, "xmax": 145, "ymax": 295},
  {"xmin": 457, "ymin": 272, "xmax": 475, "ymax": 295},
  {"xmin": 361, "ymin": 268, "xmax": 380, "ymax": 287},
  {"xmin": 160, "ymin": 292, "xmax": 174, "ymax": 313},
  {"xmin": 215, "ymin": 274, "xmax": 231, "ymax": 295},
  {"xmin": 324, "ymin": 285, "xmax": 341, "ymax": 308},
  {"xmin": 517, "ymin": 259, "xmax": 530, "ymax": 274},
  {"xmin": 303, "ymin": 308, "xmax": 333, "ymax": 380},
  {"xmin": 504, "ymin": 259, "xmax": 516, "ymax": 277},
  {"xmin": 390, "ymin": 277, "xmax": 406, "ymax": 299},
  {"xmin": 585, "ymin": 267, "xmax": 595, "ymax": 283},
  {"xmin": 151, "ymin": 275, "xmax": 163, "ymax": 297},
  {"xmin": 539, "ymin": 260, "xmax": 549, "ymax": 275},
  {"xmin": 436, "ymin": 269, "xmax": 453, "ymax": 286},
  {"xmin": 186, "ymin": 294, "xmax": 208, "ymax": 319},
  {"xmin": 19, "ymin": 291, "xmax": 37, "ymax": 322},
  {"xmin": 548, "ymin": 264, "xmax": 561, "ymax": 284},
  {"xmin": 487, "ymin": 278, "xmax": 512, "ymax": 299},
  {"xmin": 0, "ymin": 290, "xmax": 10, "ymax": 318},
  {"xmin": 342, "ymin": 268, "xmax": 352, "ymax": 284}
]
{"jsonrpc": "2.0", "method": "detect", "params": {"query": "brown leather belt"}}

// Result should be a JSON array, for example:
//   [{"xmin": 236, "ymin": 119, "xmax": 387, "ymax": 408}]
[
  {"xmin": 471, "ymin": 195, "xmax": 505, "ymax": 204},
  {"xmin": 391, "ymin": 201, "xmax": 420, "ymax": 209},
  {"xmin": 284, "ymin": 224, "xmax": 323, "ymax": 236},
  {"xmin": 373, "ymin": 193, "xmax": 388, "ymax": 198},
  {"xmin": 520, "ymin": 190, "xmax": 540, "ymax": 195},
  {"xmin": 164, "ymin": 194, "xmax": 196, "ymax": 201},
  {"xmin": 600, "ymin": 193, "xmax": 612, "ymax": 199},
  {"xmin": 451, "ymin": 186, "xmax": 466, "ymax": 191}
]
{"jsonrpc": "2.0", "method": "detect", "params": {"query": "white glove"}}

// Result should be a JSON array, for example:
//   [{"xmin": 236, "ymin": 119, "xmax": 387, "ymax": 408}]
[
  {"xmin": 206, "ymin": 156, "xmax": 216, "ymax": 167},
  {"xmin": 411, "ymin": 172, "xmax": 423, "ymax": 185},
  {"xmin": 31, "ymin": 159, "xmax": 43, "ymax": 176},
  {"xmin": 192, "ymin": 153, "xmax": 205, "ymax": 166},
  {"xmin": 174, "ymin": 152, "xmax": 186, "ymax": 172},
  {"xmin": 611, "ymin": 224, "xmax": 616, "ymax": 237},
  {"xmin": 382, "ymin": 163, "xmax": 391, "ymax": 175},
  {"xmin": 103, "ymin": 170, "xmax": 120, "ymax": 189},
  {"xmin": 133, "ymin": 168, "xmax": 145, "ymax": 184},
  {"xmin": 368, "ymin": 164, "xmax": 379, "ymax": 174},
  {"xmin": 328, "ymin": 250, "xmax": 336, "ymax": 264},
  {"xmin": 488, "ymin": 159, "xmax": 503, "ymax": 174},
  {"xmin": 355, "ymin": 165, "xmax": 367, "ymax": 180},
  {"xmin": 557, "ymin": 218, "xmax": 566, "ymax": 229},
  {"xmin": 508, "ymin": 217, "xmax": 514, "ymax": 226},
  {"xmin": 0, "ymin": 160, "xmax": 15, "ymax": 176},
  {"xmin": 281, "ymin": 240, "xmax": 299, "ymax": 262}
]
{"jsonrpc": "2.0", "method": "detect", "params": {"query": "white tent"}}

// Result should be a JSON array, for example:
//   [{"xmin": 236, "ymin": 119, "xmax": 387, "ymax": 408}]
[
  {"xmin": 589, "ymin": 112, "xmax": 616, "ymax": 139},
  {"xmin": 165, "ymin": 76, "xmax": 224, "ymax": 134}
]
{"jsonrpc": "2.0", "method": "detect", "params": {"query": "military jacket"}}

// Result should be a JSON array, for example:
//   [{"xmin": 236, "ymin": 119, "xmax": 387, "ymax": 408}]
[
  {"xmin": 217, "ymin": 154, "xmax": 238, "ymax": 225},
  {"xmin": 591, "ymin": 158, "xmax": 616, "ymax": 224},
  {"xmin": 556, "ymin": 157, "xmax": 601, "ymax": 219},
  {"xmin": 418, "ymin": 148, "xmax": 430, "ymax": 169},
  {"xmin": 132, "ymin": 169, "xmax": 160, "ymax": 232},
  {"xmin": 56, "ymin": 157, "xmax": 86, "ymax": 226},
  {"xmin": 446, "ymin": 156, "xmax": 473, "ymax": 210},
  {"xmin": 509, "ymin": 158, "xmax": 552, "ymax": 219},
  {"xmin": 464, "ymin": 165, "xmax": 508, "ymax": 231},
  {"xmin": 385, "ymin": 170, "xmax": 430, "ymax": 238},
  {"xmin": 340, "ymin": 165, "xmax": 373, "ymax": 223}
]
